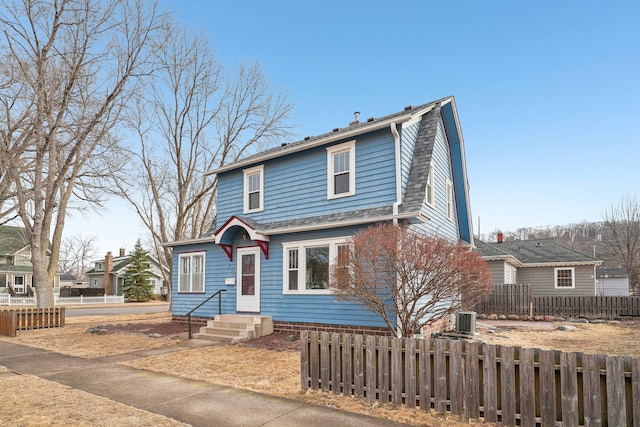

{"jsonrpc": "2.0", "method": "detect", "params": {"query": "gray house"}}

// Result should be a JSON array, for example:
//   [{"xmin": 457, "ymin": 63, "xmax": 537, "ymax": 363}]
[
  {"xmin": 476, "ymin": 237, "xmax": 602, "ymax": 297},
  {"xmin": 86, "ymin": 248, "xmax": 168, "ymax": 296}
]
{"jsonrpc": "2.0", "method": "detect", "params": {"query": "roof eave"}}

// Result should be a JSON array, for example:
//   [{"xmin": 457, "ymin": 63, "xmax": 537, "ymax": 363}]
[
  {"xmin": 263, "ymin": 211, "xmax": 423, "ymax": 236},
  {"xmin": 207, "ymin": 107, "xmax": 436, "ymax": 176}
]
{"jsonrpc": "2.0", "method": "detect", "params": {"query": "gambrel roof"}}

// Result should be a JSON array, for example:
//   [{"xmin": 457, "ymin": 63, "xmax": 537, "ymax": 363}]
[{"xmin": 170, "ymin": 96, "xmax": 473, "ymax": 247}]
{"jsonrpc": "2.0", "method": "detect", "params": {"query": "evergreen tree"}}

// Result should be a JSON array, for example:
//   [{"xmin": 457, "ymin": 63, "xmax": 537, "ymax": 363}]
[{"xmin": 121, "ymin": 240, "xmax": 155, "ymax": 302}]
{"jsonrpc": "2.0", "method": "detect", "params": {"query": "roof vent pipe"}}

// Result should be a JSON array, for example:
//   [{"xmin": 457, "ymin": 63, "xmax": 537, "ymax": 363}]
[{"xmin": 349, "ymin": 111, "xmax": 360, "ymax": 126}]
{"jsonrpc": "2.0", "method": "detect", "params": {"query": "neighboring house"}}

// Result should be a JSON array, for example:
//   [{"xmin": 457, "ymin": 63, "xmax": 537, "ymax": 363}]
[
  {"xmin": 476, "ymin": 235, "xmax": 602, "ymax": 296},
  {"xmin": 0, "ymin": 225, "xmax": 61, "ymax": 295},
  {"xmin": 86, "ymin": 248, "xmax": 169, "ymax": 296},
  {"xmin": 59, "ymin": 273, "xmax": 88, "ymax": 288},
  {"xmin": 596, "ymin": 267, "xmax": 629, "ymax": 296},
  {"xmin": 167, "ymin": 96, "xmax": 474, "ymax": 333}
]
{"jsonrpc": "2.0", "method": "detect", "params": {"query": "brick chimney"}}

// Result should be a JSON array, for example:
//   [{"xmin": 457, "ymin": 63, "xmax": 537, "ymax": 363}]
[
  {"xmin": 497, "ymin": 232, "xmax": 504, "ymax": 243},
  {"xmin": 119, "ymin": 248, "xmax": 125, "ymax": 257},
  {"xmin": 103, "ymin": 252, "xmax": 113, "ymax": 295}
]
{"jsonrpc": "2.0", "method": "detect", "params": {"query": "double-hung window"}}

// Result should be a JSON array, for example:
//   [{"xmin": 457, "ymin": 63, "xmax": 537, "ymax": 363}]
[
  {"xmin": 179, "ymin": 252, "xmax": 205, "ymax": 293},
  {"xmin": 554, "ymin": 267, "xmax": 575, "ymax": 289},
  {"xmin": 283, "ymin": 238, "xmax": 349, "ymax": 294},
  {"xmin": 425, "ymin": 164, "xmax": 435, "ymax": 207},
  {"xmin": 244, "ymin": 165, "xmax": 264, "ymax": 213},
  {"xmin": 327, "ymin": 141, "xmax": 355, "ymax": 199}
]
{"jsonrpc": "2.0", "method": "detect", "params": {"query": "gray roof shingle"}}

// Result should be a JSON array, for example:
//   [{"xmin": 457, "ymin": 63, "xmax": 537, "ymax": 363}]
[
  {"xmin": 400, "ymin": 104, "xmax": 441, "ymax": 213},
  {"xmin": 476, "ymin": 239, "xmax": 598, "ymax": 264}
]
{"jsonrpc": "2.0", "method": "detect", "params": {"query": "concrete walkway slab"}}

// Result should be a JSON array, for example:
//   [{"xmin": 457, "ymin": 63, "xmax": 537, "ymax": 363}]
[{"xmin": 0, "ymin": 340, "xmax": 409, "ymax": 426}]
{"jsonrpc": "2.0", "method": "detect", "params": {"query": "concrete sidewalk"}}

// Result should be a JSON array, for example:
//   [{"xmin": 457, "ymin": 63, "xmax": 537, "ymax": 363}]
[{"xmin": 0, "ymin": 340, "xmax": 408, "ymax": 427}]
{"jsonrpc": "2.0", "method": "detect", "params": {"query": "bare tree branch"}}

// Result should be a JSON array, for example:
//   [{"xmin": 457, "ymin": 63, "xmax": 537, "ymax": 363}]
[
  {"xmin": 0, "ymin": 0, "xmax": 163, "ymax": 307},
  {"xmin": 110, "ymin": 18, "xmax": 293, "ymax": 298},
  {"xmin": 332, "ymin": 223, "xmax": 492, "ymax": 337}
]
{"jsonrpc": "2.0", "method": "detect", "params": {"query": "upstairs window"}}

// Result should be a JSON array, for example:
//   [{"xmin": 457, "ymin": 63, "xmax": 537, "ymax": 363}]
[
  {"xmin": 425, "ymin": 164, "xmax": 435, "ymax": 207},
  {"xmin": 555, "ymin": 267, "xmax": 575, "ymax": 289},
  {"xmin": 178, "ymin": 252, "xmax": 205, "ymax": 293},
  {"xmin": 446, "ymin": 179, "xmax": 453, "ymax": 221},
  {"xmin": 243, "ymin": 165, "xmax": 264, "ymax": 213},
  {"xmin": 327, "ymin": 141, "xmax": 355, "ymax": 199}
]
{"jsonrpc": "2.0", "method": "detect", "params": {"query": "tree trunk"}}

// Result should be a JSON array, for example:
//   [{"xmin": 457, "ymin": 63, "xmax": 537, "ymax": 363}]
[{"xmin": 32, "ymin": 248, "xmax": 54, "ymax": 308}]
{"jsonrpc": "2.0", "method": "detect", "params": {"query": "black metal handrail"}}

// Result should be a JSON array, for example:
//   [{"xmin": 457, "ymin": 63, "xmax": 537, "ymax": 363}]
[{"xmin": 186, "ymin": 289, "xmax": 227, "ymax": 339}]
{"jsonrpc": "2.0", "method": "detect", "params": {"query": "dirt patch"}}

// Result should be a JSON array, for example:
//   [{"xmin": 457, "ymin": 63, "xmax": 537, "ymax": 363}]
[
  {"xmin": 100, "ymin": 321, "xmax": 190, "ymax": 339},
  {"xmin": 475, "ymin": 320, "xmax": 640, "ymax": 357}
]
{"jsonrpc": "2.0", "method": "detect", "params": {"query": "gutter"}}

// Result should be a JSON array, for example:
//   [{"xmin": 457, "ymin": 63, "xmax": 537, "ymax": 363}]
[{"xmin": 390, "ymin": 122, "xmax": 401, "ymax": 222}]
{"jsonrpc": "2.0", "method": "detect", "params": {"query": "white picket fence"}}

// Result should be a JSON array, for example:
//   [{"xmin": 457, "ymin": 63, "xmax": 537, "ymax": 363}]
[{"xmin": 0, "ymin": 294, "xmax": 124, "ymax": 306}]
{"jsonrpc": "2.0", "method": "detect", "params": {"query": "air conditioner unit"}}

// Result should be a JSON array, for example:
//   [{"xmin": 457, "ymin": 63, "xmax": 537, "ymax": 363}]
[{"xmin": 456, "ymin": 311, "xmax": 477, "ymax": 335}]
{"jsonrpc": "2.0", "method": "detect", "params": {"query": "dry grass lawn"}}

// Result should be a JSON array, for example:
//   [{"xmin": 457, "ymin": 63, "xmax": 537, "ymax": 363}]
[
  {"xmin": 4, "ymin": 313, "xmax": 639, "ymax": 426},
  {"xmin": 476, "ymin": 320, "xmax": 640, "ymax": 357},
  {"xmin": 0, "ymin": 365, "xmax": 187, "ymax": 427}
]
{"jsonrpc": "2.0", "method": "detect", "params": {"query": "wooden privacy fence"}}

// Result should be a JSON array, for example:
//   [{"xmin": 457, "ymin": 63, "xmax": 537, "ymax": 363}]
[
  {"xmin": 474, "ymin": 283, "xmax": 532, "ymax": 316},
  {"xmin": 0, "ymin": 307, "xmax": 65, "ymax": 337},
  {"xmin": 301, "ymin": 331, "xmax": 640, "ymax": 426},
  {"xmin": 534, "ymin": 296, "xmax": 640, "ymax": 318},
  {"xmin": 474, "ymin": 284, "xmax": 640, "ymax": 318}
]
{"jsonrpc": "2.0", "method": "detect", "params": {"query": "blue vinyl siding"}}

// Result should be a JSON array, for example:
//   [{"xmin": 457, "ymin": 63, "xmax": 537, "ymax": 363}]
[
  {"xmin": 416, "ymin": 120, "xmax": 459, "ymax": 241},
  {"xmin": 172, "ymin": 226, "xmax": 390, "ymax": 328},
  {"xmin": 441, "ymin": 102, "xmax": 472, "ymax": 243},
  {"xmin": 216, "ymin": 128, "xmax": 397, "ymax": 224},
  {"xmin": 399, "ymin": 120, "xmax": 420, "ymax": 197}
]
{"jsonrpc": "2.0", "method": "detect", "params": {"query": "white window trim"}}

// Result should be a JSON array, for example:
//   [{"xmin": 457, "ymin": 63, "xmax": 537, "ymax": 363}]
[
  {"xmin": 243, "ymin": 165, "xmax": 264, "ymax": 213},
  {"xmin": 282, "ymin": 237, "xmax": 349, "ymax": 295},
  {"xmin": 425, "ymin": 164, "xmax": 435, "ymax": 207},
  {"xmin": 446, "ymin": 178, "xmax": 453, "ymax": 221},
  {"xmin": 554, "ymin": 267, "xmax": 576, "ymax": 289},
  {"xmin": 327, "ymin": 140, "xmax": 356, "ymax": 199},
  {"xmin": 178, "ymin": 251, "xmax": 206, "ymax": 293}
]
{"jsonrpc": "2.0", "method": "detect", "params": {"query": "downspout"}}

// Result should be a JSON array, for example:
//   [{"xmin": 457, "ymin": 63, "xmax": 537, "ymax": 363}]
[
  {"xmin": 390, "ymin": 121, "xmax": 402, "ymax": 337},
  {"xmin": 390, "ymin": 122, "xmax": 401, "ymax": 224}
]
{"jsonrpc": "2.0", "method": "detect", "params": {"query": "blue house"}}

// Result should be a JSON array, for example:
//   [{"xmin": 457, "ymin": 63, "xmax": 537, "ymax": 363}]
[{"xmin": 168, "ymin": 96, "xmax": 474, "ymax": 338}]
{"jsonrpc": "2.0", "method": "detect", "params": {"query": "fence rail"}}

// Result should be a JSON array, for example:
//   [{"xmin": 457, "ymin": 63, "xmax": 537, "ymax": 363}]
[
  {"xmin": 0, "ymin": 294, "xmax": 125, "ymax": 306},
  {"xmin": 0, "ymin": 307, "xmax": 65, "ymax": 337},
  {"xmin": 301, "ymin": 331, "xmax": 640, "ymax": 426}
]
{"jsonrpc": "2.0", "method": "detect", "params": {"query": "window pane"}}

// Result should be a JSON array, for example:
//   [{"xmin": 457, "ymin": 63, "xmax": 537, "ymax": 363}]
[
  {"xmin": 242, "ymin": 254, "xmax": 255, "ymax": 295},
  {"xmin": 333, "ymin": 151, "xmax": 349, "ymax": 174},
  {"xmin": 557, "ymin": 269, "xmax": 573, "ymax": 287},
  {"xmin": 288, "ymin": 249, "xmax": 298, "ymax": 290},
  {"xmin": 334, "ymin": 172, "xmax": 349, "ymax": 194},
  {"xmin": 288, "ymin": 272, "xmax": 298, "ymax": 291},
  {"xmin": 305, "ymin": 246, "xmax": 329, "ymax": 289},
  {"xmin": 249, "ymin": 191, "xmax": 260, "ymax": 210},
  {"xmin": 248, "ymin": 173, "xmax": 260, "ymax": 192}
]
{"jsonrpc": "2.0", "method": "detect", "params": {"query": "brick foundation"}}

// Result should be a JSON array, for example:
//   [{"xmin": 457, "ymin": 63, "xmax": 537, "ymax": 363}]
[
  {"xmin": 421, "ymin": 316, "xmax": 452, "ymax": 336},
  {"xmin": 273, "ymin": 320, "xmax": 391, "ymax": 336},
  {"xmin": 172, "ymin": 315, "xmax": 208, "ymax": 326}
]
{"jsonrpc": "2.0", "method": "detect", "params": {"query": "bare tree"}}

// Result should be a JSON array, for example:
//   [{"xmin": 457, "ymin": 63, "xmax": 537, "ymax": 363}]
[
  {"xmin": 0, "ymin": 0, "xmax": 162, "ymax": 307},
  {"xmin": 113, "ymin": 19, "xmax": 293, "ymax": 297},
  {"xmin": 332, "ymin": 223, "xmax": 492, "ymax": 337},
  {"xmin": 58, "ymin": 234, "xmax": 98, "ymax": 281},
  {"xmin": 603, "ymin": 197, "xmax": 640, "ymax": 290}
]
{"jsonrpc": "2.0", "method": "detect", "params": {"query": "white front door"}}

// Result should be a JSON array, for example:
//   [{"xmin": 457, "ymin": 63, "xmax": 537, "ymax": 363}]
[
  {"xmin": 14, "ymin": 276, "xmax": 25, "ymax": 293},
  {"xmin": 236, "ymin": 247, "xmax": 260, "ymax": 312}
]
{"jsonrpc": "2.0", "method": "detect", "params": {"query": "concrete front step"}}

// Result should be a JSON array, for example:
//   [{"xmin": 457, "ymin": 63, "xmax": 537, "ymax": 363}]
[{"xmin": 194, "ymin": 314, "xmax": 273, "ymax": 342}]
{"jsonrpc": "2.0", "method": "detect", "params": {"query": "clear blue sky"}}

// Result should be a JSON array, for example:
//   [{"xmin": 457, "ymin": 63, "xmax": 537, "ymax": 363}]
[{"xmin": 69, "ymin": 0, "xmax": 640, "ymax": 255}]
